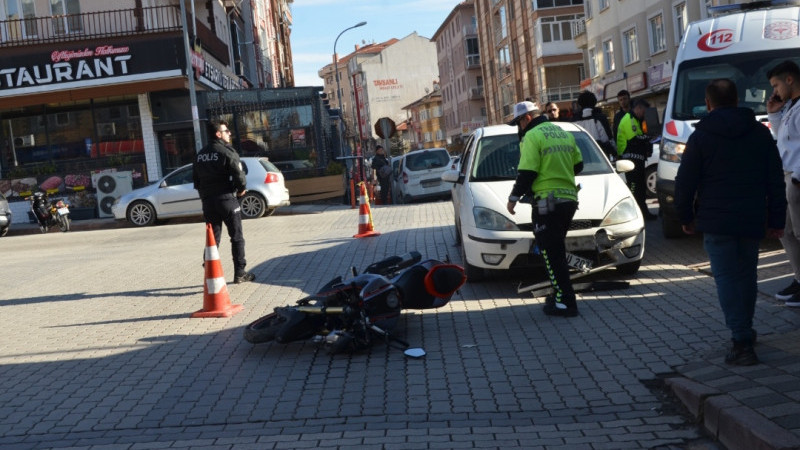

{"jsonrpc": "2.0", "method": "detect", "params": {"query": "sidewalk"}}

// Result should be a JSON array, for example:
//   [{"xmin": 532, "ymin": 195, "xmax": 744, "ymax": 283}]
[
  {"xmin": 666, "ymin": 246, "xmax": 800, "ymax": 450},
  {"xmin": 4, "ymin": 202, "xmax": 350, "ymax": 237}
]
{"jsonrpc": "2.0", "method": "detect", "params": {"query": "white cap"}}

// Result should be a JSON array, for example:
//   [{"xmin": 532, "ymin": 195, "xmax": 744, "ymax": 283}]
[{"xmin": 508, "ymin": 101, "xmax": 539, "ymax": 125}]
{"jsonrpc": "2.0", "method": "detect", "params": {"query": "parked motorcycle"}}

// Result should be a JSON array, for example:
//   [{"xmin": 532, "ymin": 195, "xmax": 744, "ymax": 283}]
[
  {"xmin": 243, "ymin": 251, "xmax": 466, "ymax": 356},
  {"xmin": 28, "ymin": 191, "xmax": 70, "ymax": 233}
]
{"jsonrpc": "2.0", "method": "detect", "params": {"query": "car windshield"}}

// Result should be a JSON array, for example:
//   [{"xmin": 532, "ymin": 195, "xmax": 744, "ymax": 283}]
[
  {"xmin": 405, "ymin": 150, "xmax": 450, "ymax": 171},
  {"xmin": 672, "ymin": 50, "xmax": 800, "ymax": 120},
  {"xmin": 470, "ymin": 129, "xmax": 612, "ymax": 181}
]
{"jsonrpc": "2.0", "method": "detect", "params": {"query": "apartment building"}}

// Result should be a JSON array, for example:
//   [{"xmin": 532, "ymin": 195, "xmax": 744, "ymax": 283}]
[
  {"xmin": 575, "ymin": 0, "xmax": 728, "ymax": 121},
  {"xmin": 473, "ymin": 0, "xmax": 585, "ymax": 125},
  {"xmin": 318, "ymin": 39, "xmax": 398, "ymax": 154},
  {"xmin": 402, "ymin": 87, "xmax": 447, "ymax": 150},
  {"xmin": 349, "ymin": 32, "xmax": 439, "ymax": 148},
  {"xmin": 433, "ymin": 0, "xmax": 487, "ymax": 145},
  {"xmin": 0, "ymin": 0, "xmax": 293, "ymax": 215}
]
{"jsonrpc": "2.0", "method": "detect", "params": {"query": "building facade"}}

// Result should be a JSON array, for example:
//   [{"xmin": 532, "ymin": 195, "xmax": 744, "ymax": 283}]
[
  {"xmin": 318, "ymin": 39, "xmax": 397, "ymax": 154},
  {"xmin": 473, "ymin": 0, "xmax": 585, "ymax": 125},
  {"xmin": 433, "ymin": 0, "xmax": 487, "ymax": 145},
  {"xmin": 0, "ymin": 0, "xmax": 295, "ymax": 218},
  {"xmin": 402, "ymin": 87, "xmax": 447, "ymax": 151},
  {"xmin": 574, "ymin": 0, "xmax": 722, "ymax": 120},
  {"xmin": 350, "ymin": 32, "xmax": 439, "ymax": 152}
]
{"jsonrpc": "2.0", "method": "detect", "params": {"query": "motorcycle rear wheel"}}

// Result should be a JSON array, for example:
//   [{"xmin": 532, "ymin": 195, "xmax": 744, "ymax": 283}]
[
  {"xmin": 243, "ymin": 312, "xmax": 287, "ymax": 344},
  {"xmin": 58, "ymin": 215, "xmax": 70, "ymax": 232}
]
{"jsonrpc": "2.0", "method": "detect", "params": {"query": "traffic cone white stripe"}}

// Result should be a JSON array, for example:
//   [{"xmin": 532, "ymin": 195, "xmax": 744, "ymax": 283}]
[
  {"xmin": 359, "ymin": 214, "xmax": 369, "ymax": 225},
  {"xmin": 204, "ymin": 245, "xmax": 220, "ymax": 261},
  {"xmin": 206, "ymin": 277, "xmax": 226, "ymax": 294}
]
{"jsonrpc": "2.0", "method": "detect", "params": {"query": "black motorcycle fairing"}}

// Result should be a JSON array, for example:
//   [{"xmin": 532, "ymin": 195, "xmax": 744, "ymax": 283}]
[{"xmin": 363, "ymin": 251, "xmax": 422, "ymax": 276}]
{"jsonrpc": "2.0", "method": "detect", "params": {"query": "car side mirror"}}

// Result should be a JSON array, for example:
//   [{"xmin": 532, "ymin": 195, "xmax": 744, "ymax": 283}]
[
  {"xmin": 615, "ymin": 160, "xmax": 635, "ymax": 173},
  {"xmin": 441, "ymin": 169, "xmax": 461, "ymax": 184},
  {"xmin": 159, "ymin": 180, "xmax": 168, "ymax": 188}
]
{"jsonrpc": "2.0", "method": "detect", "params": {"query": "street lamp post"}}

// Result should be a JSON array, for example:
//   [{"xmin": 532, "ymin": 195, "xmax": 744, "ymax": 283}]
[{"xmin": 333, "ymin": 21, "xmax": 366, "ymax": 182}]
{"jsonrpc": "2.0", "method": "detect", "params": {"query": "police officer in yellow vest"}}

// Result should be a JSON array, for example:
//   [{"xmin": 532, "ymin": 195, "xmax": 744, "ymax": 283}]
[
  {"xmin": 616, "ymin": 98, "xmax": 657, "ymax": 220},
  {"xmin": 506, "ymin": 101, "xmax": 584, "ymax": 317}
]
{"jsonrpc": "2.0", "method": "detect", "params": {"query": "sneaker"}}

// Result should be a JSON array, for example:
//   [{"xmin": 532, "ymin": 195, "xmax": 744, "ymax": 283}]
[
  {"xmin": 725, "ymin": 342, "xmax": 759, "ymax": 366},
  {"xmin": 786, "ymin": 292, "xmax": 800, "ymax": 308},
  {"xmin": 233, "ymin": 272, "xmax": 255, "ymax": 284},
  {"xmin": 543, "ymin": 302, "xmax": 578, "ymax": 317},
  {"xmin": 775, "ymin": 279, "xmax": 800, "ymax": 301}
]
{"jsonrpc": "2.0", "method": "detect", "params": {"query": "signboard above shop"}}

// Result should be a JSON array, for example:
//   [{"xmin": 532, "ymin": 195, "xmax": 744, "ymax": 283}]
[{"xmin": 0, "ymin": 36, "xmax": 185, "ymax": 98}]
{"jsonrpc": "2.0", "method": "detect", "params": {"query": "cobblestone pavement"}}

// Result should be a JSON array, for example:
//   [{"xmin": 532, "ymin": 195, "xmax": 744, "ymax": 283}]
[{"xmin": 0, "ymin": 201, "xmax": 797, "ymax": 449}]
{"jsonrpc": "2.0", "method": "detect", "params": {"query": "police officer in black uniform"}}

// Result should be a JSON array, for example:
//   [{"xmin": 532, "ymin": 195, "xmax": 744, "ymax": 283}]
[{"xmin": 193, "ymin": 120, "xmax": 254, "ymax": 283}]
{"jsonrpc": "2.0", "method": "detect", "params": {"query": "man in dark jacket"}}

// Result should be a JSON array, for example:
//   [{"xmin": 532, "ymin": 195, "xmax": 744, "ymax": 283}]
[
  {"xmin": 371, "ymin": 145, "xmax": 391, "ymax": 204},
  {"xmin": 675, "ymin": 79, "xmax": 786, "ymax": 366},
  {"xmin": 193, "ymin": 120, "xmax": 254, "ymax": 284}
]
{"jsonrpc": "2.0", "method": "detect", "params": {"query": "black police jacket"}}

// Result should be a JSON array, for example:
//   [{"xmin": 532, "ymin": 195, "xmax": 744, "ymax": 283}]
[{"xmin": 192, "ymin": 140, "xmax": 247, "ymax": 199}]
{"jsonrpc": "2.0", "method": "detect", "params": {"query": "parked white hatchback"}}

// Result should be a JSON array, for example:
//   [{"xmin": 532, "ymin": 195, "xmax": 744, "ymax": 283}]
[
  {"xmin": 443, "ymin": 123, "xmax": 645, "ymax": 281},
  {"xmin": 112, "ymin": 157, "xmax": 290, "ymax": 226},
  {"xmin": 394, "ymin": 147, "xmax": 452, "ymax": 203}
]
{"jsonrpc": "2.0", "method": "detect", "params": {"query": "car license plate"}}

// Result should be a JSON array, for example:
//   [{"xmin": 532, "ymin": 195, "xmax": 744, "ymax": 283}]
[
  {"xmin": 565, "ymin": 252, "xmax": 593, "ymax": 272},
  {"xmin": 57, "ymin": 207, "xmax": 69, "ymax": 215},
  {"xmin": 421, "ymin": 179, "xmax": 440, "ymax": 188}
]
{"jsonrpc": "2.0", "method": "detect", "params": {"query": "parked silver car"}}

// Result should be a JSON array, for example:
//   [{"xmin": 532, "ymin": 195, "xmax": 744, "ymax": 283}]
[
  {"xmin": 111, "ymin": 157, "xmax": 290, "ymax": 227},
  {"xmin": 0, "ymin": 192, "xmax": 11, "ymax": 237}
]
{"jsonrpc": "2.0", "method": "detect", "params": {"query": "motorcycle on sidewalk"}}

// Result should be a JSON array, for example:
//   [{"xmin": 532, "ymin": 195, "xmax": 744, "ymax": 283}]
[
  {"xmin": 243, "ymin": 251, "xmax": 466, "ymax": 357},
  {"xmin": 27, "ymin": 191, "xmax": 70, "ymax": 233}
]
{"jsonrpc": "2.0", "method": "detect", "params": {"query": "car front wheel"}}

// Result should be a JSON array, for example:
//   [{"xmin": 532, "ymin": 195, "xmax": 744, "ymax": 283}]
[
  {"xmin": 127, "ymin": 201, "xmax": 156, "ymax": 227},
  {"xmin": 646, "ymin": 165, "xmax": 657, "ymax": 199},
  {"xmin": 239, "ymin": 192, "xmax": 266, "ymax": 219}
]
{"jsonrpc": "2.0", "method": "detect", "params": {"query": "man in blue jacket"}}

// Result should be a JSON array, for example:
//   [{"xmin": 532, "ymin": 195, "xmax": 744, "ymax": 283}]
[{"xmin": 675, "ymin": 79, "xmax": 786, "ymax": 366}]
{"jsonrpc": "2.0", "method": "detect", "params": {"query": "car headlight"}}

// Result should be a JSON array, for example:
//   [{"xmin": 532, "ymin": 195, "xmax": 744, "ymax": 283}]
[
  {"xmin": 660, "ymin": 138, "xmax": 686, "ymax": 163},
  {"xmin": 600, "ymin": 198, "xmax": 639, "ymax": 226},
  {"xmin": 473, "ymin": 206, "xmax": 520, "ymax": 231}
]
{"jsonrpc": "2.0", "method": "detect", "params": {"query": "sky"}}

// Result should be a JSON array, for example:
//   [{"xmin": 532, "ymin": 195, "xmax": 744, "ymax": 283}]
[{"xmin": 289, "ymin": 0, "xmax": 464, "ymax": 87}]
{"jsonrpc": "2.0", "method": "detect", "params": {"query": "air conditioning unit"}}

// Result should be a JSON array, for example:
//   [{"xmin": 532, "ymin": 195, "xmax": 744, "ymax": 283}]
[
  {"xmin": 97, "ymin": 122, "xmax": 116, "ymax": 137},
  {"xmin": 13, "ymin": 134, "xmax": 35, "ymax": 147},
  {"xmin": 92, "ymin": 171, "xmax": 133, "ymax": 218}
]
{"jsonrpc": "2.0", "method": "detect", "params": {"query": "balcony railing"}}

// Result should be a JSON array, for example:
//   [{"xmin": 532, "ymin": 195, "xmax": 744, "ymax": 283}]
[
  {"xmin": 0, "ymin": 6, "xmax": 182, "ymax": 48},
  {"xmin": 466, "ymin": 54, "xmax": 481, "ymax": 69},
  {"xmin": 571, "ymin": 18, "xmax": 586, "ymax": 38},
  {"xmin": 541, "ymin": 85, "xmax": 582, "ymax": 103},
  {"xmin": 469, "ymin": 86, "xmax": 484, "ymax": 100}
]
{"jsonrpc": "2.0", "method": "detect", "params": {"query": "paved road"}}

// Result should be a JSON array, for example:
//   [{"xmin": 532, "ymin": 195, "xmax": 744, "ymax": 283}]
[{"xmin": 0, "ymin": 201, "xmax": 796, "ymax": 449}]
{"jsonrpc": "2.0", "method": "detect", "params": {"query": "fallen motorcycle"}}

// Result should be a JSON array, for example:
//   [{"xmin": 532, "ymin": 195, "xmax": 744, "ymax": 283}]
[
  {"xmin": 27, "ymin": 191, "xmax": 70, "ymax": 233},
  {"xmin": 243, "ymin": 251, "xmax": 466, "ymax": 356}
]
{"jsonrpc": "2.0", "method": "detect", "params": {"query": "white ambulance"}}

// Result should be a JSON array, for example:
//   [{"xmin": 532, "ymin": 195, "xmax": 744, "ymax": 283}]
[{"xmin": 657, "ymin": 0, "xmax": 800, "ymax": 237}]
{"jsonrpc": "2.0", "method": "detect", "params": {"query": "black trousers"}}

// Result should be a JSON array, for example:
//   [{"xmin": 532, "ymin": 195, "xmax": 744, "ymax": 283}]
[
  {"xmin": 625, "ymin": 158, "xmax": 648, "ymax": 214},
  {"xmin": 201, "ymin": 193, "xmax": 247, "ymax": 276},
  {"xmin": 378, "ymin": 177, "xmax": 391, "ymax": 204},
  {"xmin": 532, "ymin": 201, "xmax": 578, "ymax": 307}
]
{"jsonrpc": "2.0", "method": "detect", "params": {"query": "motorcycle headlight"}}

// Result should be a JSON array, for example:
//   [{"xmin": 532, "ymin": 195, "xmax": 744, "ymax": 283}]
[
  {"xmin": 660, "ymin": 138, "xmax": 686, "ymax": 163},
  {"xmin": 473, "ymin": 206, "xmax": 520, "ymax": 231},
  {"xmin": 601, "ymin": 198, "xmax": 639, "ymax": 226}
]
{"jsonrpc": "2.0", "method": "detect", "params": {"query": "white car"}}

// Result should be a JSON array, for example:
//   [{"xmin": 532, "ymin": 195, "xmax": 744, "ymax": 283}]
[
  {"xmin": 443, "ymin": 123, "xmax": 645, "ymax": 281},
  {"xmin": 394, "ymin": 148, "xmax": 452, "ymax": 203},
  {"xmin": 111, "ymin": 157, "xmax": 290, "ymax": 226}
]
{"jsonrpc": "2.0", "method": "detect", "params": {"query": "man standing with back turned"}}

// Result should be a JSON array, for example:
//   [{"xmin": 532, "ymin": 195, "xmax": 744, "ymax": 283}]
[
  {"xmin": 676, "ymin": 79, "xmax": 785, "ymax": 366},
  {"xmin": 767, "ymin": 60, "xmax": 800, "ymax": 306},
  {"xmin": 193, "ymin": 120, "xmax": 255, "ymax": 284},
  {"xmin": 506, "ymin": 101, "xmax": 584, "ymax": 317}
]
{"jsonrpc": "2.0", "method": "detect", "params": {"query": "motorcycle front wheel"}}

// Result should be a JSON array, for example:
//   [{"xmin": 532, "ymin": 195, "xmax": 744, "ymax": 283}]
[
  {"xmin": 58, "ymin": 214, "xmax": 70, "ymax": 232},
  {"xmin": 243, "ymin": 312, "xmax": 287, "ymax": 344}
]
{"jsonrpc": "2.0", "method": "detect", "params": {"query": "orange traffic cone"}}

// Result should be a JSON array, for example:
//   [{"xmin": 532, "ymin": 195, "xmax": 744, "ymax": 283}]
[
  {"xmin": 192, "ymin": 224, "xmax": 244, "ymax": 318},
  {"xmin": 354, "ymin": 182, "xmax": 380, "ymax": 238}
]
